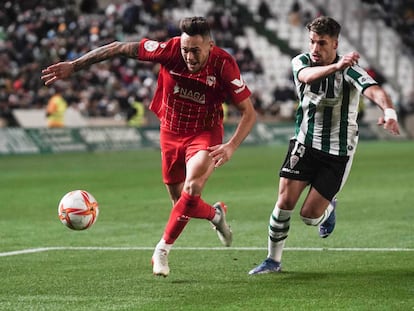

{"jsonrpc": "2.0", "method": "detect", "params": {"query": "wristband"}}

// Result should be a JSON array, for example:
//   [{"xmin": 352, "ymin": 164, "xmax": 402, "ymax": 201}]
[{"xmin": 384, "ymin": 108, "xmax": 397, "ymax": 122}]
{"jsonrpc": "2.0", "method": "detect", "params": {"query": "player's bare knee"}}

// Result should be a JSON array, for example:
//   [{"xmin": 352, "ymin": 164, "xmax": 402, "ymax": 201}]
[{"xmin": 182, "ymin": 181, "xmax": 203, "ymax": 196}]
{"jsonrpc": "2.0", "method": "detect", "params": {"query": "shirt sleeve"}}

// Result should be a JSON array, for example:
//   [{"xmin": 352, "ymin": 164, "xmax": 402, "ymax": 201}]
[
  {"xmin": 344, "ymin": 65, "xmax": 378, "ymax": 93},
  {"xmin": 291, "ymin": 53, "xmax": 311, "ymax": 81},
  {"xmin": 138, "ymin": 37, "xmax": 180, "ymax": 64},
  {"xmin": 221, "ymin": 55, "xmax": 251, "ymax": 104}
]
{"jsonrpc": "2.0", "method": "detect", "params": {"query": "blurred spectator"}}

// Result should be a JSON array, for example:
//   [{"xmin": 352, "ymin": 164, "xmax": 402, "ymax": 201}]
[
  {"xmin": 222, "ymin": 102, "xmax": 229, "ymax": 123},
  {"xmin": 272, "ymin": 82, "xmax": 297, "ymax": 104},
  {"xmin": 365, "ymin": 66, "xmax": 386, "ymax": 86},
  {"xmin": 288, "ymin": 1, "xmax": 302, "ymax": 27},
  {"xmin": 363, "ymin": 0, "xmax": 414, "ymax": 54},
  {"xmin": 268, "ymin": 80, "xmax": 297, "ymax": 119},
  {"xmin": 80, "ymin": 0, "xmax": 99, "ymax": 14},
  {"xmin": 250, "ymin": 91, "xmax": 265, "ymax": 116},
  {"xmin": 46, "ymin": 83, "xmax": 67, "ymax": 127},
  {"xmin": 122, "ymin": 1, "xmax": 142, "ymax": 33},
  {"xmin": 258, "ymin": 1, "xmax": 274, "ymax": 22},
  {"xmin": 127, "ymin": 95, "xmax": 147, "ymax": 127}
]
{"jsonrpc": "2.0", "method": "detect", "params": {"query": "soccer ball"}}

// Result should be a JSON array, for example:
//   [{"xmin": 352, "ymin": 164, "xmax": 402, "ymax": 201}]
[{"xmin": 58, "ymin": 190, "xmax": 99, "ymax": 230}]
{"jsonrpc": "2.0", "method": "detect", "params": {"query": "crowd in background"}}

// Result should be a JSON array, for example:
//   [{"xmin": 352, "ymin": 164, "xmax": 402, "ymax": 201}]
[
  {"xmin": 362, "ymin": 0, "xmax": 414, "ymax": 55},
  {"xmin": 0, "ymin": 0, "xmax": 267, "ymax": 126},
  {"xmin": 361, "ymin": 0, "xmax": 414, "ymax": 120},
  {"xmin": 0, "ymin": 0, "xmax": 413, "ymax": 127}
]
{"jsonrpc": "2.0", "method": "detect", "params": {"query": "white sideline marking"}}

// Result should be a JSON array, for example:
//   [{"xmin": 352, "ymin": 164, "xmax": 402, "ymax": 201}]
[{"xmin": 0, "ymin": 246, "xmax": 413, "ymax": 257}]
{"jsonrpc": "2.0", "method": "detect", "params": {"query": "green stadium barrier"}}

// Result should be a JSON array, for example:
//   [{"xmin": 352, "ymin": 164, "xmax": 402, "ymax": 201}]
[
  {"xmin": 0, "ymin": 128, "xmax": 40, "ymax": 154},
  {"xmin": 0, "ymin": 122, "xmax": 380, "ymax": 155}
]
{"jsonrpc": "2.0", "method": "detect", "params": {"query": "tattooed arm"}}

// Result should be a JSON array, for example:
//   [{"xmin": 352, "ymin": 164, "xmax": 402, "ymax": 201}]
[{"xmin": 41, "ymin": 41, "xmax": 139, "ymax": 86}]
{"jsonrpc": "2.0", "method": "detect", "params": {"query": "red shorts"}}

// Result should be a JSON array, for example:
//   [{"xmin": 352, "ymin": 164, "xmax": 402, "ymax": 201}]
[{"xmin": 160, "ymin": 126, "xmax": 223, "ymax": 184}]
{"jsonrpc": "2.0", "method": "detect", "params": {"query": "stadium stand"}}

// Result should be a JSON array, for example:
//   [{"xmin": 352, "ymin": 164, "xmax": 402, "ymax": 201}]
[
  {"xmin": 0, "ymin": 0, "xmax": 268, "ymax": 127},
  {"xmin": 233, "ymin": 0, "xmax": 414, "ymax": 134}
]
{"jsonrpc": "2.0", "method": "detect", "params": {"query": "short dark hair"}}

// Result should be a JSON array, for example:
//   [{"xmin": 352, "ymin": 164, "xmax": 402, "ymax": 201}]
[
  {"xmin": 306, "ymin": 16, "xmax": 341, "ymax": 38},
  {"xmin": 179, "ymin": 16, "xmax": 211, "ymax": 38}
]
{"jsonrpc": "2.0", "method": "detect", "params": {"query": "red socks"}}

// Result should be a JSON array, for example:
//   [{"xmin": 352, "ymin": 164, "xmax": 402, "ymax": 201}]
[{"xmin": 162, "ymin": 191, "xmax": 216, "ymax": 244}]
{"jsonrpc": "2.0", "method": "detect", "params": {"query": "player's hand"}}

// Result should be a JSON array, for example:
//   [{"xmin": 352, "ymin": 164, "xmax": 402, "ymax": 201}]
[
  {"xmin": 377, "ymin": 116, "xmax": 400, "ymax": 135},
  {"xmin": 208, "ymin": 143, "xmax": 235, "ymax": 168},
  {"xmin": 41, "ymin": 62, "xmax": 74, "ymax": 86},
  {"xmin": 337, "ymin": 52, "xmax": 360, "ymax": 70}
]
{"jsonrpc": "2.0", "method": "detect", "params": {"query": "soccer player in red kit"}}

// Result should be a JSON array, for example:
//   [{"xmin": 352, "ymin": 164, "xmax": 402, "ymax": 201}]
[{"xmin": 41, "ymin": 17, "xmax": 257, "ymax": 277}]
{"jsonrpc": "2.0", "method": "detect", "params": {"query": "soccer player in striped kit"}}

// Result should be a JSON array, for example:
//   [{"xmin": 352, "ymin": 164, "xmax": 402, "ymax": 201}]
[
  {"xmin": 41, "ymin": 17, "xmax": 256, "ymax": 277},
  {"xmin": 249, "ymin": 16, "xmax": 400, "ymax": 274}
]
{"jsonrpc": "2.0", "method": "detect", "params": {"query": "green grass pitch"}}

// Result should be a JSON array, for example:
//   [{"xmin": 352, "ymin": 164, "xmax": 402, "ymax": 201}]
[{"xmin": 0, "ymin": 140, "xmax": 413, "ymax": 310}]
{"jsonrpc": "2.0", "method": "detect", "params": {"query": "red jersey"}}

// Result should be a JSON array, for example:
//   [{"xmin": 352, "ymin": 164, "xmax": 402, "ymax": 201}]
[{"xmin": 138, "ymin": 37, "xmax": 251, "ymax": 134}]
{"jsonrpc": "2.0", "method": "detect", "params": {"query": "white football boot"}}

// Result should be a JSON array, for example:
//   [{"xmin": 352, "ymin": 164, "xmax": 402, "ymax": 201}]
[
  {"xmin": 211, "ymin": 202, "xmax": 232, "ymax": 247},
  {"xmin": 152, "ymin": 247, "xmax": 170, "ymax": 277}
]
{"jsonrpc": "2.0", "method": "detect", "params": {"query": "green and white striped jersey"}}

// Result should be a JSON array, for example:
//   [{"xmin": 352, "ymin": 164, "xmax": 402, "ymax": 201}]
[{"xmin": 291, "ymin": 53, "xmax": 378, "ymax": 156}]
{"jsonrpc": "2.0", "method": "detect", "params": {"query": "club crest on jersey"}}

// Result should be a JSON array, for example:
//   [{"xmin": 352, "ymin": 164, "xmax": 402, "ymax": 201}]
[
  {"xmin": 144, "ymin": 40, "xmax": 159, "ymax": 52},
  {"xmin": 207, "ymin": 75, "xmax": 216, "ymax": 87},
  {"xmin": 173, "ymin": 84, "xmax": 206, "ymax": 104}
]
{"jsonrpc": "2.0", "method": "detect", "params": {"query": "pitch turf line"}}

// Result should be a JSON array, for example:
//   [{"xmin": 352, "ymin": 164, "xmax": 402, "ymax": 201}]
[{"xmin": 0, "ymin": 246, "xmax": 413, "ymax": 257}]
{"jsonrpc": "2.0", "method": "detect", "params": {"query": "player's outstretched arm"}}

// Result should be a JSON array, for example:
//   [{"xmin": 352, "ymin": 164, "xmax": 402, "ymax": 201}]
[
  {"xmin": 363, "ymin": 85, "xmax": 400, "ymax": 135},
  {"xmin": 41, "ymin": 41, "xmax": 139, "ymax": 86}
]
